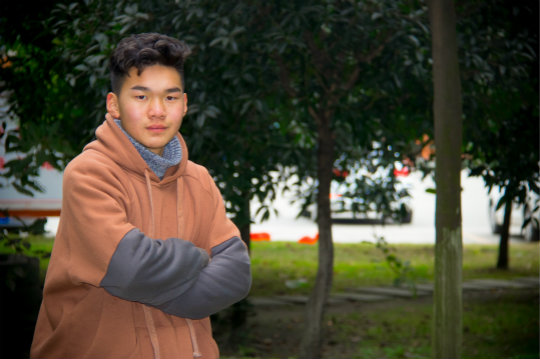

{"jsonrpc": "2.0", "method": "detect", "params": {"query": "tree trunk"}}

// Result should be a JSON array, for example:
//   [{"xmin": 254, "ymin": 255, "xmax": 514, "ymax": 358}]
[
  {"xmin": 299, "ymin": 114, "xmax": 335, "ymax": 359},
  {"xmin": 429, "ymin": 0, "xmax": 464, "ymax": 358},
  {"xmin": 496, "ymin": 198, "xmax": 512, "ymax": 269},
  {"xmin": 238, "ymin": 194, "xmax": 252, "ymax": 251},
  {"xmin": 227, "ymin": 196, "xmax": 251, "ymax": 348}
]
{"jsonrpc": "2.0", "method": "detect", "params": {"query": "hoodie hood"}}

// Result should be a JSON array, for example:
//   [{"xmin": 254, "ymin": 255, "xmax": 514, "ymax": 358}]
[{"xmin": 84, "ymin": 117, "xmax": 189, "ymax": 184}]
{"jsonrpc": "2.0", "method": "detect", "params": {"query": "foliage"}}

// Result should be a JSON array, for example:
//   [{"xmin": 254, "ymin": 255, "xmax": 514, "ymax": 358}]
[
  {"xmin": 262, "ymin": 0, "xmax": 432, "ymax": 191},
  {"xmin": 460, "ymin": 1, "xmax": 539, "ymax": 201},
  {"xmin": 1, "ymin": 1, "xmax": 537, "ymax": 234},
  {"xmin": 1, "ymin": 1, "xmax": 288, "ymax": 234},
  {"xmin": 457, "ymin": 0, "xmax": 539, "ymax": 267},
  {"xmin": 374, "ymin": 235, "xmax": 416, "ymax": 291},
  {"xmin": 257, "ymin": 3, "xmax": 434, "ymax": 354},
  {"xmin": 0, "ymin": 1, "xmax": 131, "ymax": 190},
  {"xmin": 0, "ymin": 1, "xmax": 434, "ymax": 220},
  {"xmin": 0, "ymin": 38, "xmax": 76, "ymax": 194},
  {"xmin": 149, "ymin": 1, "xmax": 286, "ymax": 228},
  {"xmin": 0, "ymin": 218, "xmax": 47, "ymax": 253}
]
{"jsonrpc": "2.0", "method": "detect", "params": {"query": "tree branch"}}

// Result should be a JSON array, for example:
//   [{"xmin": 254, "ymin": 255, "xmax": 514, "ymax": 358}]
[{"xmin": 272, "ymin": 52, "xmax": 298, "ymax": 98}]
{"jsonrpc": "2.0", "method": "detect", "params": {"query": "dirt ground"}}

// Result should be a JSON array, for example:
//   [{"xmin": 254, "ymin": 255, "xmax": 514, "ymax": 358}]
[{"xmin": 215, "ymin": 288, "xmax": 540, "ymax": 359}]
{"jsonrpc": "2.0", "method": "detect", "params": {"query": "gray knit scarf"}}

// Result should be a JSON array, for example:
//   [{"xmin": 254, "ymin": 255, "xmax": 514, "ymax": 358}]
[{"xmin": 115, "ymin": 120, "xmax": 182, "ymax": 180}]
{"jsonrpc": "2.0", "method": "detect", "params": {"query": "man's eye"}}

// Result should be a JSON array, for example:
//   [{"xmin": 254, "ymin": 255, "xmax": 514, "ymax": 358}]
[
  {"xmin": 166, "ymin": 96, "xmax": 178, "ymax": 101},
  {"xmin": 135, "ymin": 95, "xmax": 147, "ymax": 100}
]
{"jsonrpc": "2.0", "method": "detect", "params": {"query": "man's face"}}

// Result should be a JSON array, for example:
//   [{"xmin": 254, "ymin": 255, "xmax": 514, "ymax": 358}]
[{"xmin": 106, "ymin": 65, "xmax": 188, "ymax": 156}]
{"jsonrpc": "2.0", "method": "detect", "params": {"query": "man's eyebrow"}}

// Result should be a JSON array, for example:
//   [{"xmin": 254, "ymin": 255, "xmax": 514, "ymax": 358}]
[
  {"xmin": 130, "ymin": 86, "xmax": 183, "ymax": 93},
  {"xmin": 130, "ymin": 86, "xmax": 149, "ymax": 92}
]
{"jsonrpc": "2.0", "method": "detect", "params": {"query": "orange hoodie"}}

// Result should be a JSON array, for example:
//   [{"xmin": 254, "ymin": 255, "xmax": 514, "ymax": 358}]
[{"xmin": 31, "ymin": 118, "xmax": 251, "ymax": 358}]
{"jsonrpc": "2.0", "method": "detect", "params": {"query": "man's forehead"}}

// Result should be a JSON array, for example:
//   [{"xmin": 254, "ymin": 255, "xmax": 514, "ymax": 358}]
[{"xmin": 124, "ymin": 65, "xmax": 183, "ymax": 91}]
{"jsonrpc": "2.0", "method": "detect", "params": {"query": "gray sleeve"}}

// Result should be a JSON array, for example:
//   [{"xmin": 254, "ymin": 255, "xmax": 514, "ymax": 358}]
[
  {"xmin": 156, "ymin": 236, "xmax": 252, "ymax": 319},
  {"xmin": 100, "ymin": 228, "xmax": 210, "ymax": 305}
]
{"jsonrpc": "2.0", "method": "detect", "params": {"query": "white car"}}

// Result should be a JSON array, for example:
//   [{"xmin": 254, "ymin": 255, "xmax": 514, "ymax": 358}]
[
  {"xmin": 301, "ymin": 163, "xmax": 413, "ymax": 224},
  {"xmin": 0, "ymin": 165, "xmax": 62, "ymax": 232},
  {"xmin": 0, "ymin": 100, "xmax": 62, "ymax": 232},
  {"xmin": 488, "ymin": 190, "xmax": 539, "ymax": 242}
]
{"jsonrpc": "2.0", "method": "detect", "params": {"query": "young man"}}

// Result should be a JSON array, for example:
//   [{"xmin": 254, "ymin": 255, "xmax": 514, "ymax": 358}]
[{"xmin": 31, "ymin": 33, "xmax": 251, "ymax": 359}]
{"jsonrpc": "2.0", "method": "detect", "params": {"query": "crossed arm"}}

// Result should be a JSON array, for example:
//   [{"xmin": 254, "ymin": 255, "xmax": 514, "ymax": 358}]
[
  {"xmin": 63, "ymin": 156, "xmax": 251, "ymax": 320},
  {"xmin": 100, "ymin": 229, "xmax": 251, "ymax": 319}
]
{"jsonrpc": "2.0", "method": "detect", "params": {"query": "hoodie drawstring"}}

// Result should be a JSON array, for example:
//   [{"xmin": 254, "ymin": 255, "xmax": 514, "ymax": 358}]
[
  {"xmin": 141, "ymin": 172, "xmax": 201, "ymax": 359},
  {"xmin": 145, "ymin": 169, "xmax": 156, "ymax": 237},
  {"xmin": 177, "ymin": 179, "xmax": 203, "ymax": 358},
  {"xmin": 143, "ymin": 306, "xmax": 161, "ymax": 359},
  {"xmin": 143, "ymin": 169, "xmax": 161, "ymax": 359},
  {"xmin": 176, "ymin": 179, "xmax": 183, "ymax": 237},
  {"xmin": 186, "ymin": 318, "xmax": 203, "ymax": 358}
]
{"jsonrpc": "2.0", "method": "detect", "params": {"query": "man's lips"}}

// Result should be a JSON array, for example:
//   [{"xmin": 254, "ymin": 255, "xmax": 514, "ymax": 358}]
[{"xmin": 147, "ymin": 125, "xmax": 167, "ymax": 132}]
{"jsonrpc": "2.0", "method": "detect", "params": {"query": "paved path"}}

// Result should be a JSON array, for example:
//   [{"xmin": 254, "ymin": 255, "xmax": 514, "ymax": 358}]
[{"xmin": 249, "ymin": 277, "xmax": 539, "ymax": 307}]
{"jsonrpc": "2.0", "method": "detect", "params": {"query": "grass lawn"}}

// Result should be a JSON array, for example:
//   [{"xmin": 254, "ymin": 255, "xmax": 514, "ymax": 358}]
[
  {"xmin": 2, "ymin": 235, "xmax": 538, "ymax": 290},
  {"xmin": 0, "ymin": 234, "xmax": 54, "ymax": 282},
  {"xmin": 220, "ymin": 240, "xmax": 539, "ymax": 359},
  {"xmin": 1, "ymin": 235, "xmax": 538, "ymax": 358},
  {"xmin": 220, "ymin": 288, "xmax": 538, "ymax": 359},
  {"xmin": 1, "ymin": 235, "xmax": 538, "ymax": 292},
  {"xmin": 249, "ymin": 240, "xmax": 539, "ymax": 296}
]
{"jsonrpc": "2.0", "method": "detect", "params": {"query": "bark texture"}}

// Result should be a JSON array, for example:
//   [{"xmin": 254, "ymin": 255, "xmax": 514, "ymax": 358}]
[
  {"xmin": 429, "ymin": 0, "xmax": 464, "ymax": 357},
  {"xmin": 299, "ymin": 112, "xmax": 335, "ymax": 359}
]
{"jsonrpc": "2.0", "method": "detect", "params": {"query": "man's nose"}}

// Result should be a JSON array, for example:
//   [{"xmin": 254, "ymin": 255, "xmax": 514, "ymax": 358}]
[{"xmin": 148, "ymin": 98, "xmax": 166, "ymax": 118}]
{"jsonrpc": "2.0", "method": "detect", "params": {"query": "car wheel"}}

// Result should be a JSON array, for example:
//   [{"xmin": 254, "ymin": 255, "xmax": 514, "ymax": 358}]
[
  {"xmin": 488, "ymin": 198, "xmax": 502, "ymax": 234},
  {"xmin": 523, "ymin": 205, "xmax": 539, "ymax": 242},
  {"xmin": 524, "ymin": 223, "xmax": 539, "ymax": 242},
  {"xmin": 400, "ymin": 209, "xmax": 413, "ymax": 224}
]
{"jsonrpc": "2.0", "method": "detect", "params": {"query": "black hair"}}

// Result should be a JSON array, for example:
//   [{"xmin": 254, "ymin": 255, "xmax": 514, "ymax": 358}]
[{"xmin": 109, "ymin": 32, "xmax": 191, "ymax": 94}]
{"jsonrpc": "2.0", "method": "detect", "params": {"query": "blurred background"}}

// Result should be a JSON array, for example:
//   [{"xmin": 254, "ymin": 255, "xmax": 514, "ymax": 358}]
[
  {"xmin": 1, "ymin": 0, "xmax": 537, "ymax": 247},
  {"xmin": 0, "ymin": 1, "xmax": 538, "ymax": 358}
]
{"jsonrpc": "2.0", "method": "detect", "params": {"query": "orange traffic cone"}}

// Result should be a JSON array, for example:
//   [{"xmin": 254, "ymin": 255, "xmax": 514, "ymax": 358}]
[
  {"xmin": 250, "ymin": 232, "xmax": 271, "ymax": 241},
  {"xmin": 298, "ymin": 233, "xmax": 319, "ymax": 244}
]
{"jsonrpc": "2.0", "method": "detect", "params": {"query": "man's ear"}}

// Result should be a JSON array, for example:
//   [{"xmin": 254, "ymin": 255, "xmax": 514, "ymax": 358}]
[
  {"xmin": 106, "ymin": 92, "xmax": 120, "ymax": 119},
  {"xmin": 183, "ymin": 93, "xmax": 188, "ymax": 116}
]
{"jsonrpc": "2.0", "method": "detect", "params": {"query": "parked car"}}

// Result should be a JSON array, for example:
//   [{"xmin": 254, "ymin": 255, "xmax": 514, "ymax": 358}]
[
  {"xmin": 0, "ymin": 161, "xmax": 62, "ymax": 231},
  {"xmin": 488, "ymin": 190, "xmax": 539, "ymax": 242},
  {"xmin": 0, "ymin": 105, "xmax": 62, "ymax": 231},
  {"xmin": 301, "ymin": 162, "xmax": 413, "ymax": 224}
]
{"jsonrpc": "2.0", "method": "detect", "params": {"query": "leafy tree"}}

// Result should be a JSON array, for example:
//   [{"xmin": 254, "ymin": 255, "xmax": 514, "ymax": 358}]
[
  {"xmin": 259, "ymin": 2, "xmax": 431, "ymax": 356},
  {"xmin": 2, "ymin": 0, "xmax": 286, "ymax": 244},
  {"xmin": 141, "ymin": 2, "xmax": 288, "ymax": 344},
  {"xmin": 147, "ymin": 1, "xmax": 285, "ymax": 243},
  {"xmin": 458, "ymin": 1, "xmax": 539, "ymax": 268},
  {"xmin": 0, "ymin": 1, "xmax": 74, "ymax": 193},
  {"xmin": 0, "ymin": 1, "xmax": 136, "ymax": 193}
]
